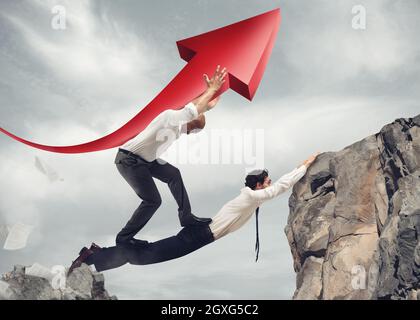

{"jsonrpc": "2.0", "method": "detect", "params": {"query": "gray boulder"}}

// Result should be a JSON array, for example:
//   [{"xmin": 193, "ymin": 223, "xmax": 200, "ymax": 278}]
[
  {"xmin": 286, "ymin": 114, "xmax": 420, "ymax": 299},
  {"xmin": 0, "ymin": 264, "xmax": 117, "ymax": 300}
]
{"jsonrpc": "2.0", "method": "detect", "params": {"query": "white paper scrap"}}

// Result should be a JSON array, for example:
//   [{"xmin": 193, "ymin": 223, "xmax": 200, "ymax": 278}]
[{"xmin": 3, "ymin": 222, "xmax": 34, "ymax": 251}]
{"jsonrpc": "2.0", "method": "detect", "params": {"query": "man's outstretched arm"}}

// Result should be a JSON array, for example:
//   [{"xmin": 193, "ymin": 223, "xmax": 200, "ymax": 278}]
[
  {"xmin": 248, "ymin": 153, "xmax": 320, "ymax": 202},
  {"xmin": 193, "ymin": 65, "xmax": 227, "ymax": 114}
]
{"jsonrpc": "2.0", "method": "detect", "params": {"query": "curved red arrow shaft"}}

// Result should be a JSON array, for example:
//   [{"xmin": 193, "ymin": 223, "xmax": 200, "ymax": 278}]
[
  {"xmin": 0, "ymin": 59, "xmax": 227, "ymax": 153},
  {"xmin": 0, "ymin": 8, "xmax": 281, "ymax": 154}
]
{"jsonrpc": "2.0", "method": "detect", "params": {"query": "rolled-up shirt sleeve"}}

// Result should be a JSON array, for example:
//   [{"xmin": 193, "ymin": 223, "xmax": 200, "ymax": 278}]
[
  {"xmin": 167, "ymin": 102, "xmax": 199, "ymax": 126},
  {"xmin": 248, "ymin": 165, "xmax": 307, "ymax": 202}
]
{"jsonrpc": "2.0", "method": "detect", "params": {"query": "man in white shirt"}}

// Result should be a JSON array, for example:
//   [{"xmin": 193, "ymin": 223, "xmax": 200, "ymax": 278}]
[
  {"xmin": 68, "ymin": 153, "xmax": 319, "ymax": 274},
  {"xmin": 113, "ymin": 66, "xmax": 227, "ymax": 248}
]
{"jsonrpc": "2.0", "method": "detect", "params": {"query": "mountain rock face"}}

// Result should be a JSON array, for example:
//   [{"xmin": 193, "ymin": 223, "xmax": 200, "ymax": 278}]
[
  {"xmin": 0, "ymin": 264, "xmax": 116, "ymax": 300},
  {"xmin": 286, "ymin": 114, "xmax": 420, "ymax": 300}
]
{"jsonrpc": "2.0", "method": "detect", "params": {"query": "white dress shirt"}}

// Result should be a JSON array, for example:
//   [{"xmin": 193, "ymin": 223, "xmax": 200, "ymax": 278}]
[
  {"xmin": 209, "ymin": 165, "xmax": 307, "ymax": 240},
  {"xmin": 121, "ymin": 103, "xmax": 199, "ymax": 161}
]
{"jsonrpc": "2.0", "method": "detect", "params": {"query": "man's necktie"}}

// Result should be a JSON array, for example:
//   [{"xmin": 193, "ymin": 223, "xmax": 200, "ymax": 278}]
[{"xmin": 255, "ymin": 207, "xmax": 260, "ymax": 262}]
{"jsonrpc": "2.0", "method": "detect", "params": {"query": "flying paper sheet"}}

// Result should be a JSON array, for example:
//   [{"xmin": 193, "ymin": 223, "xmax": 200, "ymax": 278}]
[
  {"xmin": 34, "ymin": 156, "xmax": 63, "ymax": 182},
  {"xmin": 3, "ymin": 222, "xmax": 34, "ymax": 250}
]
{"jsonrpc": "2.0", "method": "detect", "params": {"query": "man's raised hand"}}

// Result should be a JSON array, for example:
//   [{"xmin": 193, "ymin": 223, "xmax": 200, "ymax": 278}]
[
  {"xmin": 204, "ymin": 65, "xmax": 227, "ymax": 92},
  {"xmin": 301, "ymin": 152, "xmax": 321, "ymax": 168},
  {"xmin": 193, "ymin": 66, "xmax": 227, "ymax": 114}
]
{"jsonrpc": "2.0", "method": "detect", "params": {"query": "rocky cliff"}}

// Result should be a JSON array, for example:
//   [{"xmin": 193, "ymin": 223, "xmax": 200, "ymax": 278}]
[
  {"xmin": 0, "ymin": 264, "xmax": 116, "ymax": 300},
  {"xmin": 286, "ymin": 114, "xmax": 420, "ymax": 300}
]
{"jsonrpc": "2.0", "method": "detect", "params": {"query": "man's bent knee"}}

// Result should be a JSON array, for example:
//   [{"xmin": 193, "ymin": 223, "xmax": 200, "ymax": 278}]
[
  {"xmin": 144, "ymin": 195, "xmax": 162, "ymax": 209},
  {"xmin": 168, "ymin": 167, "xmax": 182, "ymax": 182}
]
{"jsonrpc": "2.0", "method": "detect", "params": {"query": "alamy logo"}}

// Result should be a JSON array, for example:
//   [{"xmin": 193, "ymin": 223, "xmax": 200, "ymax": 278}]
[
  {"xmin": 155, "ymin": 128, "xmax": 265, "ymax": 172},
  {"xmin": 51, "ymin": 5, "xmax": 67, "ymax": 30},
  {"xmin": 352, "ymin": 5, "xmax": 367, "ymax": 30},
  {"xmin": 351, "ymin": 265, "xmax": 367, "ymax": 289},
  {"xmin": 351, "ymin": 264, "xmax": 376, "ymax": 292},
  {"xmin": 51, "ymin": 265, "xmax": 67, "ymax": 290}
]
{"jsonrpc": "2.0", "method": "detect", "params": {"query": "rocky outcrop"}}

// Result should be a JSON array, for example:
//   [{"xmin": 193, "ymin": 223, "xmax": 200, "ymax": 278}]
[
  {"xmin": 0, "ymin": 264, "xmax": 116, "ymax": 300},
  {"xmin": 286, "ymin": 114, "xmax": 420, "ymax": 300}
]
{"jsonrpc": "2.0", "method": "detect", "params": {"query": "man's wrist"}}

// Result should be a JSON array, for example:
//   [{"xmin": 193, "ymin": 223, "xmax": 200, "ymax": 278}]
[{"xmin": 207, "ymin": 87, "xmax": 218, "ymax": 94}]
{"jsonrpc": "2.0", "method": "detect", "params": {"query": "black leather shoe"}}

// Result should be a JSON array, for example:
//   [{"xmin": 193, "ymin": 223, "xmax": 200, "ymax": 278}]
[
  {"xmin": 180, "ymin": 214, "xmax": 212, "ymax": 227},
  {"xmin": 116, "ymin": 238, "xmax": 149, "ymax": 247},
  {"xmin": 68, "ymin": 246, "xmax": 94, "ymax": 276}
]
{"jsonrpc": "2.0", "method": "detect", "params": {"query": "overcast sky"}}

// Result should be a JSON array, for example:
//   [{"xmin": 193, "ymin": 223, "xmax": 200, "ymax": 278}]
[{"xmin": 1, "ymin": 0, "xmax": 419, "ymax": 299}]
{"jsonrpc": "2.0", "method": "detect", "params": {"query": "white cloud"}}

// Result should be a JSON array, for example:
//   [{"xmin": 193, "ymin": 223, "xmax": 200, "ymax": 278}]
[
  {"xmin": 282, "ymin": 0, "xmax": 420, "ymax": 87},
  {"xmin": 1, "ymin": 0, "xmax": 163, "ymax": 137},
  {"xmin": 7, "ymin": 1, "xmax": 152, "ymax": 82}
]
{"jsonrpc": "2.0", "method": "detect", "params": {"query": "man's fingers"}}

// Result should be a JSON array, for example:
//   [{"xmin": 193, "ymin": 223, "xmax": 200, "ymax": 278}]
[
  {"xmin": 203, "ymin": 74, "xmax": 210, "ymax": 84},
  {"xmin": 217, "ymin": 67, "xmax": 227, "ymax": 79},
  {"xmin": 215, "ymin": 65, "xmax": 226, "ymax": 77},
  {"xmin": 207, "ymin": 66, "xmax": 227, "ymax": 88},
  {"xmin": 213, "ymin": 65, "xmax": 220, "ymax": 78}
]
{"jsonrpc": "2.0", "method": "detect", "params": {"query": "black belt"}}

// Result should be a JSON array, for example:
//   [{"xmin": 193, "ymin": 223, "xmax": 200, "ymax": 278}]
[
  {"xmin": 118, "ymin": 148, "xmax": 150, "ymax": 163},
  {"xmin": 118, "ymin": 148, "xmax": 141, "ymax": 159},
  {"xmin": 118, "ymin": 148, "xmax": 134, "ymax": 156}
]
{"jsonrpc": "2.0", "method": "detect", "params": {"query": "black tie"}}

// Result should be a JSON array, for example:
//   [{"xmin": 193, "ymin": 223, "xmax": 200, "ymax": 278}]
[{"xmin": 255, "ymin": 207, "xmax": 260, "ymax": 262}]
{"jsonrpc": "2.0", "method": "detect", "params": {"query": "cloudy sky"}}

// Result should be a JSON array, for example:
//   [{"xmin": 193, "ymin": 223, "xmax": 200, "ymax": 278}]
[{"xmin": 0, "ymin": 0, "xmax": 419, "ymax": 299}]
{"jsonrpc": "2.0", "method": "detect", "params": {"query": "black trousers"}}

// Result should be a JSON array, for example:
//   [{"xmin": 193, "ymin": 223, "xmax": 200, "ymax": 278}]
[
  {"xmin": 89, "ymin": 225, "xmax": 215, "ymax": 272},
  {"xmin": 115, "ymin": 149, "xmax": 192, "ymax": 243}
]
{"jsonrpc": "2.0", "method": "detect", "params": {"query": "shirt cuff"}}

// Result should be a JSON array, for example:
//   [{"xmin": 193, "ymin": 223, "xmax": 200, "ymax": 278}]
[{"xmin": 185, "ymin": 102, "xmax": 199, "ymax": 120}]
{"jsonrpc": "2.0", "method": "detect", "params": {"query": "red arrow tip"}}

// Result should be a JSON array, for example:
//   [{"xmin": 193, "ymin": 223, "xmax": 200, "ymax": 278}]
[{"xmin": 177, "ymin": 8, "xmax": 281, "ymax": 100}]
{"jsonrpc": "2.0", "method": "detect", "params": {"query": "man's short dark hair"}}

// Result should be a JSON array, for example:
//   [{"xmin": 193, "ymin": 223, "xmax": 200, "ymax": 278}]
[{"xmin": 245, "ymin": 169, "xmax": 269, "ymax": 190}]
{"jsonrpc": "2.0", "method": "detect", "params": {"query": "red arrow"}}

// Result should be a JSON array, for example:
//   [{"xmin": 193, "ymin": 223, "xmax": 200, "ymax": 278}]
[{"xmin": 0, "ymin": 8, "xmax": 281, "ymax": 153}]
